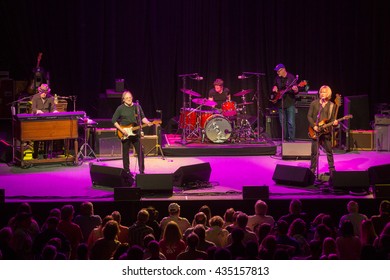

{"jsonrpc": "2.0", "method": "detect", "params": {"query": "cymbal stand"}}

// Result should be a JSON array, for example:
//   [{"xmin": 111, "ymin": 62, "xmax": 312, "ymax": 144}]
[
  {"xmin": 240, "ymin": 72, "xmax": 266, "ymax": 142},
  {"xmin": 177, "ymin": 73, "xmax": 203, "ymax": 145},
  {"xmin": 236, "ymin": 104, "xmax": 254, "ymax": 142}
]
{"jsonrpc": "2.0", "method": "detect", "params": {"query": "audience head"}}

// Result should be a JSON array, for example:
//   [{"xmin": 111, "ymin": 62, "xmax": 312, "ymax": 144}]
[
  {"xmin": 254, "ymin": 200, "xmax": 268, "ymax": 216},
  {"xmin": 192, "ymin": 212, "xmax": 207, "ymax": 227},
  {"xmin": 236, "ymin": 212, "xmax": 249, "ymax": 229},
  {"xmin": 79, "ymin": 201, "xmax": 94, "ymax": 216},
  {"xmin": 214, "ymin": 247, "xmax": 232, "ymax": 260},
  {"xmin": 379, "ymin": 200, "xmax": 390, "ymax": 216},
  {"xmin": 111, "ymin": 211, "xmax": 122, "ymax": 224},
  {"xmin": 289, "ymin": 199, "xmax": 302, "ymax": 215},
  {"xmin": 198, "ymin": 205, "xmax": 211, "ymax": 226},
  {"xmin": 168, "ymin": 203, "xmax": 181, "ymax": 216},
  {"xmin": 288, "ymin": 218, "xmax": 306, "ymax": 237},
  {"xmin": 339, "ymin": 220, "xmax": 354, "ymax": 237},
  {"xmin": 137, "ymin": 209, "xmax": 149, "ymax": 223},
  {"xmin": 146, "ymin": 206, "xmax": 159, "ymax": 221},
  {"xmin": 347, "ymin": 200, "xmax": 359, "ymax": 213},
  {"xmin": 186, "ymin": 233, "xmax": 200, "ymax": 249},
  {"xmin": 193, "ymin": 224, "xmax": 206, "ymax": 241},
  {"xmin": 162, "ymin": 221, "xmax": 182, "ymax": 244},
  {"xmin": 209, "ymin": 215, "xmax": 224, "ymax": 228},
  {"xmin": 102, "ymin": 220, "xmax": 119, "ymax": 240},
  {"xmin": 223, "ymin": 208, "xmax": 235, "ymax": 224},
  {"xmin": 60, "ymin": 204, "xmax": 75, "ymax": 221}
]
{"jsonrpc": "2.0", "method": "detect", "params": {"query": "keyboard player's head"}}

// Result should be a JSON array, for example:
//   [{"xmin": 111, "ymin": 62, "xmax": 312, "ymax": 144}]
[{"xmin": 37, "ymin": 83, "xmax": 51, "ymax": 97}]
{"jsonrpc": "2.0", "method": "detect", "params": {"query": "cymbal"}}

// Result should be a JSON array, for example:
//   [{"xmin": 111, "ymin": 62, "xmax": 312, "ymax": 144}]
[
  {"xmin": 233, "ymin": 89, "xmax": 253, "ymax": 97},
  {"xmin": 238, "ymin": 102, "xmax": 253, "ymax": 106},
  {"xmin": 192, "ymin": 98, "xmax": 217, "ymax": 107},
  {"xmin": 180, "ymin": 88, "xmax": 201, "ymax": 97}
]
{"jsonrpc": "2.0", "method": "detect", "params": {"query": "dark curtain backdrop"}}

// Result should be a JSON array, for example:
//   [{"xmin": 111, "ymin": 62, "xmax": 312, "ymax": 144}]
[{"xmin": 1, "ymin": 0, "xmax": 389, "ymax": 125}]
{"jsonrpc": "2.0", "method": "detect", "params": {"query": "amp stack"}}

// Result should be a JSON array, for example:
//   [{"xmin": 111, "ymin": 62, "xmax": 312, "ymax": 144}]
[
  {"xmin": 295, "ymin": 91, "xmax": 318, "ymax": 140},
  {"xmin": 375, "ymin": 114, "xmax": 390, "ymax": 151}
]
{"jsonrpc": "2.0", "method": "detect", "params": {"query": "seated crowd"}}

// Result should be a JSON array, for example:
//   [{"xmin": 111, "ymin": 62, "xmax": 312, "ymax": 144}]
[{"xmin": 1, "ymin": 199, "xmax": 390, "ymax": 260}]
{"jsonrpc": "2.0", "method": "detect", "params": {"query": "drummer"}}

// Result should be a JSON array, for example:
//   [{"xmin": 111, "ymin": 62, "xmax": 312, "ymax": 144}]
[{"xmin": 208, "ymin": 78, "xmax": 230, "ymax": 110}]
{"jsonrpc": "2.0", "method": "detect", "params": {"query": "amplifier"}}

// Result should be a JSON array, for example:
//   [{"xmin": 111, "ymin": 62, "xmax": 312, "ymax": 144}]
[
  {"xmin": 95, "ymin": 128, "xmax": 122, "ymax": 157},
  {"xmin": 375, "ymin": 114, "xmax": 390, "ymax": 125},
  {"xmin": 295, "ymin": 92, "xmax": 317, "ymax": 107},
  {"xmin": 349, "ymin": 130, "xmax": 375, "ymax": 151}
]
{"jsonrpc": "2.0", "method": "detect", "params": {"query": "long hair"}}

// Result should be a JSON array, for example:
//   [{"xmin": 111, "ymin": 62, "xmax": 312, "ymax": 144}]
[{"xmin": 162, "ymin": 221, "xmax": 182, "ymax": 245}]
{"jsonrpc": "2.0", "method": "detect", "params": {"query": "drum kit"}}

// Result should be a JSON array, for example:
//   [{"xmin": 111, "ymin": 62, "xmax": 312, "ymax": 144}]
[{"xmin": 179, "ymin": 88, "xmax": 256, "ymax": 143}]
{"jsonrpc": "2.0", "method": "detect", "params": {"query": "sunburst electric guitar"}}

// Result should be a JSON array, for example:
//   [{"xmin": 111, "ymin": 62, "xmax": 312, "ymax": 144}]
[
  {"xmin": 308, "ymin": 115, "xmax": 352, "ymax": 140},
  {"xmin": 270, "ymin": 80, "xmax": 307, "ymax": 104},
  {"xmin": 117, "ymin": 120, "xmax": 162, "ymax": 140}
]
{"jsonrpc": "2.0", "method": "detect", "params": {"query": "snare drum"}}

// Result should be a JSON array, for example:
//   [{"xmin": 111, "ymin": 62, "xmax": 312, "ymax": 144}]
[
  {"xmin": 200, "ymin": 110, "xmax": 214, "ymax": 128},
  {"xmin": 179, "ymin": 108, "xmax": 197, "ymax": 129},
  {"xmin": 204, "ymin": 114, "xmax": 232, "ymax": 143},
  {"xmin": 222, "ymin": 101, "xmax": 237, "ymax": 117}
]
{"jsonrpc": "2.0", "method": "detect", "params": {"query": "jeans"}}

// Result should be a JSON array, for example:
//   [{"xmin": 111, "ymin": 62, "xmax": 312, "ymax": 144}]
[
  {"xmin": 278, "ymin": 105, "xmax": 295, "ymax": 141},
  {"xmin": 122, "ymin": 137, "xmax": 144, "ymax": 174}
]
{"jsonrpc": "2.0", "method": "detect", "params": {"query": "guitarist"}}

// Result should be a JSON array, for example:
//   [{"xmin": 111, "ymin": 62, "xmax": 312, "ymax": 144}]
[
  {"xmin": 307, "ymin": 85, "xmax": 339, "ymax": 176},
  {"xmin": 271, "ymin": 63, "xmax": 299, "ymax": 142},
  {"xmin": 112, "ymin": 91, "xmax": 153, "ymax": 177}
]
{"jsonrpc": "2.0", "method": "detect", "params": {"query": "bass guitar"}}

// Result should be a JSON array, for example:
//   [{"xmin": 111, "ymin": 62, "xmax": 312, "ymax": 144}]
[
  {"xmin": 117, "ymin": 120, "xmax": 162, "ymax": 140},
  {"xmin": 270, "ymin": 79, "xmax": 307, "ymax": 104},
  {"xmin": 332, "ymin": 94, "xmax": 342, "ymax": 147},
  {"xmin": 308, "ymin": 114, "xmax": 353, "ymax": 140}
]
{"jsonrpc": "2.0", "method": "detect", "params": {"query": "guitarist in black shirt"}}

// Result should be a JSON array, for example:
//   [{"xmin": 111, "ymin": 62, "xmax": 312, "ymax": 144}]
[
  {"xmin": 307, "ymin": 85, "xmax": 339, "ymax": 176},
  {"xmin": 112, "ymin": 91, "xmax": 153, "ymax": 177}
]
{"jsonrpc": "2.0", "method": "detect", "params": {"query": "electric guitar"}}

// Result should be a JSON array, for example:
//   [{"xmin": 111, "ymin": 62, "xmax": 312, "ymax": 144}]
[
  {"xmin": 27, "ymin": 52, "xmax": 43, "ymax": 94},
  {"xmin": 308, "ymin": 114, "xmax": 352, "ymax": 140},
  {"xmin": 117, "ymin": 120, "xmax": 162, "ymax": 140},
  {"xmin": 270, "ymin": 80, "xmax": 307, "ymax": 104}
]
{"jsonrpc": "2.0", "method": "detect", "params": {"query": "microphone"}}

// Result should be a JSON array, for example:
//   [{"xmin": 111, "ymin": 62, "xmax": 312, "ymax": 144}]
[
  {"xmin": 156, "ymin": 110, "xmax": 162, "ymax": 113},
  {"xmin": 296, "ymin": 75, "xmax": 299, "ymax": 80},
  {"xmin": 54, "ymin": 94, "xmax": 58, "ymax": 104},
  {"xmin": 238, "ymin": 74, "xmax": 248, "ymax": 79},
  {"xmin": 195, "ymin": 76, "xmax": 203, "ymax": 81}
]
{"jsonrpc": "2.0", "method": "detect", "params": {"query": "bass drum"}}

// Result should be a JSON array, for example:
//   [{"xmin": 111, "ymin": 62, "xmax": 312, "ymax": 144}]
[{"xmin": 204, "ymin": 114, "xmax": 232, "ymax": 143}]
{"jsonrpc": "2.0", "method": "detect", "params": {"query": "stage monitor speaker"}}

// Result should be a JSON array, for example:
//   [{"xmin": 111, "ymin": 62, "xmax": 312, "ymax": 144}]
[
  {"xmin": 173, "ymin": 162, "xmax": 212, "ymax": 188},
  {"xmin": 114, "ymin": 187, "xmax": 141, "ymax": 201},
  {"xmin": 272, "ymin": 164, "xmax": 315, "ymax": 187},
  {"xmin": 295, "ymin": 106, "xmax": 310, "ymax": 140},
  {"xmin": 344, "ymin": 95, "xmax": 370, "ymax": 130},
  {"xmin": 368, "ymin": 164, "xmax": 390, "ymax": 185},
  {"xmin": 242, "ymin": 186, "xmax": 269, "ymax": 200},
  {"xmin": 136, "ymin": 174, "xmax": 173, "ymax": 197},
  {"xmin": 331, "ymin": 171, "xmax": 370, "ymax": 194},
  {"xmin": 90, "ymin": 164, "xmax": 133, "ymax": 188},
  {"xmin": 282, "ymin": 142, "xmax": 311, "ymax": 160}
]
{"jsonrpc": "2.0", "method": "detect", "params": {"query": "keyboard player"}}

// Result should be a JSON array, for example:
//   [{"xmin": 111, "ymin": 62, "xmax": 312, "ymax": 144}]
[{"xmin": 31, "ymin": 83, "xmax": 59, "ymax": 159}]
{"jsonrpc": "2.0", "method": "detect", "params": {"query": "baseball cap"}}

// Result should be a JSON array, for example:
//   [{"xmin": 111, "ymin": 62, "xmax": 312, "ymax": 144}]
[
  {"xmin": 168, "ymin": 203, "xmax": 180, "ymax": 213},
  {"xmin": 274, "ymin": 63, "xmax": 285, "ymax": 71}
]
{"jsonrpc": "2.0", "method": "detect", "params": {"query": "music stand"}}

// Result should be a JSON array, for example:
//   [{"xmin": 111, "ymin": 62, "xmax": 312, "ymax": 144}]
[{"xmin": 77, "ymin": 119, "xmax": 99, "ymax": 162}]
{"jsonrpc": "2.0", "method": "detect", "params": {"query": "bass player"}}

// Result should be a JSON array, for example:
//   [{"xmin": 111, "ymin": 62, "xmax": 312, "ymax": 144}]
[
  {"xmin": 270, "ymin": 63, "xmax": 299, "ymax": 142},
  {"xmin": 307, "ymin": 85, "xmax": 338, "ymax": 176},
  {"xmin": 112, "ymin": 90, "xmax": 153, "ymax": 178}
]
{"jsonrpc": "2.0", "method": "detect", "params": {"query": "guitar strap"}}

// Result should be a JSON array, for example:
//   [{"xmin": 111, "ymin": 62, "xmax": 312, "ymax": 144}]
[{"xmin": 328, "ymin": 103, "xmax": 334, "ymax": 120}]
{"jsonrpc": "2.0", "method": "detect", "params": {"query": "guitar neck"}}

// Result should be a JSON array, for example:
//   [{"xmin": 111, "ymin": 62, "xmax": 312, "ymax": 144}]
[{"xmin": 322, "ymin": 116, "xmax": 348, "ymax": 129}]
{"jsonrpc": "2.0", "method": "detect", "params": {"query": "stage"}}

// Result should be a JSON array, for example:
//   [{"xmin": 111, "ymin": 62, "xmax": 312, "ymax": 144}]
[{"xmin": 1, "ymin": 137, "xmax": 390, "ymax": 227}]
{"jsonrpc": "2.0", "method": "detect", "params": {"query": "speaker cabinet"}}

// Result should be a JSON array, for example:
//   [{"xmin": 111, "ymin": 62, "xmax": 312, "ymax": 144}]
[
  {"xmin": 114, "ymin": 187, "xmax": 141, "ymax": 201},
  {"xmin": 344, "ymin": 95, "xmax": 370, "ymax": 130},
  {"xmin": 368, "ymin": 164, "xmax": 390, "ymax": 185},
  {"xmin": 331, "ymin": 171, "xmax": 370, "ymax": 193},
  {"xmin": 282, "ymin": 142, "xmax": 311, "ymax": 160},
  {"xmin": 265, "ymin": 114, "xmax": 281, "ymax": 140},
  {"xmin": 94, "ymin": 129, "xmax": 122, "ymax": 157},
  {"xmin": 173, "ymin": 162, "xmax": 212, "ymax": 188},
  {"xmin": 242, "ymin": 186, "xmax": 269, "ymax": 200},
  {"xmin": 375, "ymin": 125, "xmax": 390, "ymax": 151},
  {"xmin": 295, "ymin": 106, "xmax": 310, "ymax": 140},
  {"xmin": 136, "ymin": 174, "xmax": 173, "ymax": 197},
  {"xmin": 90, "ymin": 164, "xmax": 133, "ymax": 187},
  {"xmin": 272, "ymin": 164, "xmax": 315, "ymax": 187}
]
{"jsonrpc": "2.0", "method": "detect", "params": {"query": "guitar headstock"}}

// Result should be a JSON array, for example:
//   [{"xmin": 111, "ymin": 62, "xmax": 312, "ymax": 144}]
[
  {"xmin": 335, "ymin": 93, "xmax": 342, "ymax": 107},
  {"xmin": 298, "ymin": 80, "xmax": 307, "ymax": 87}
]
